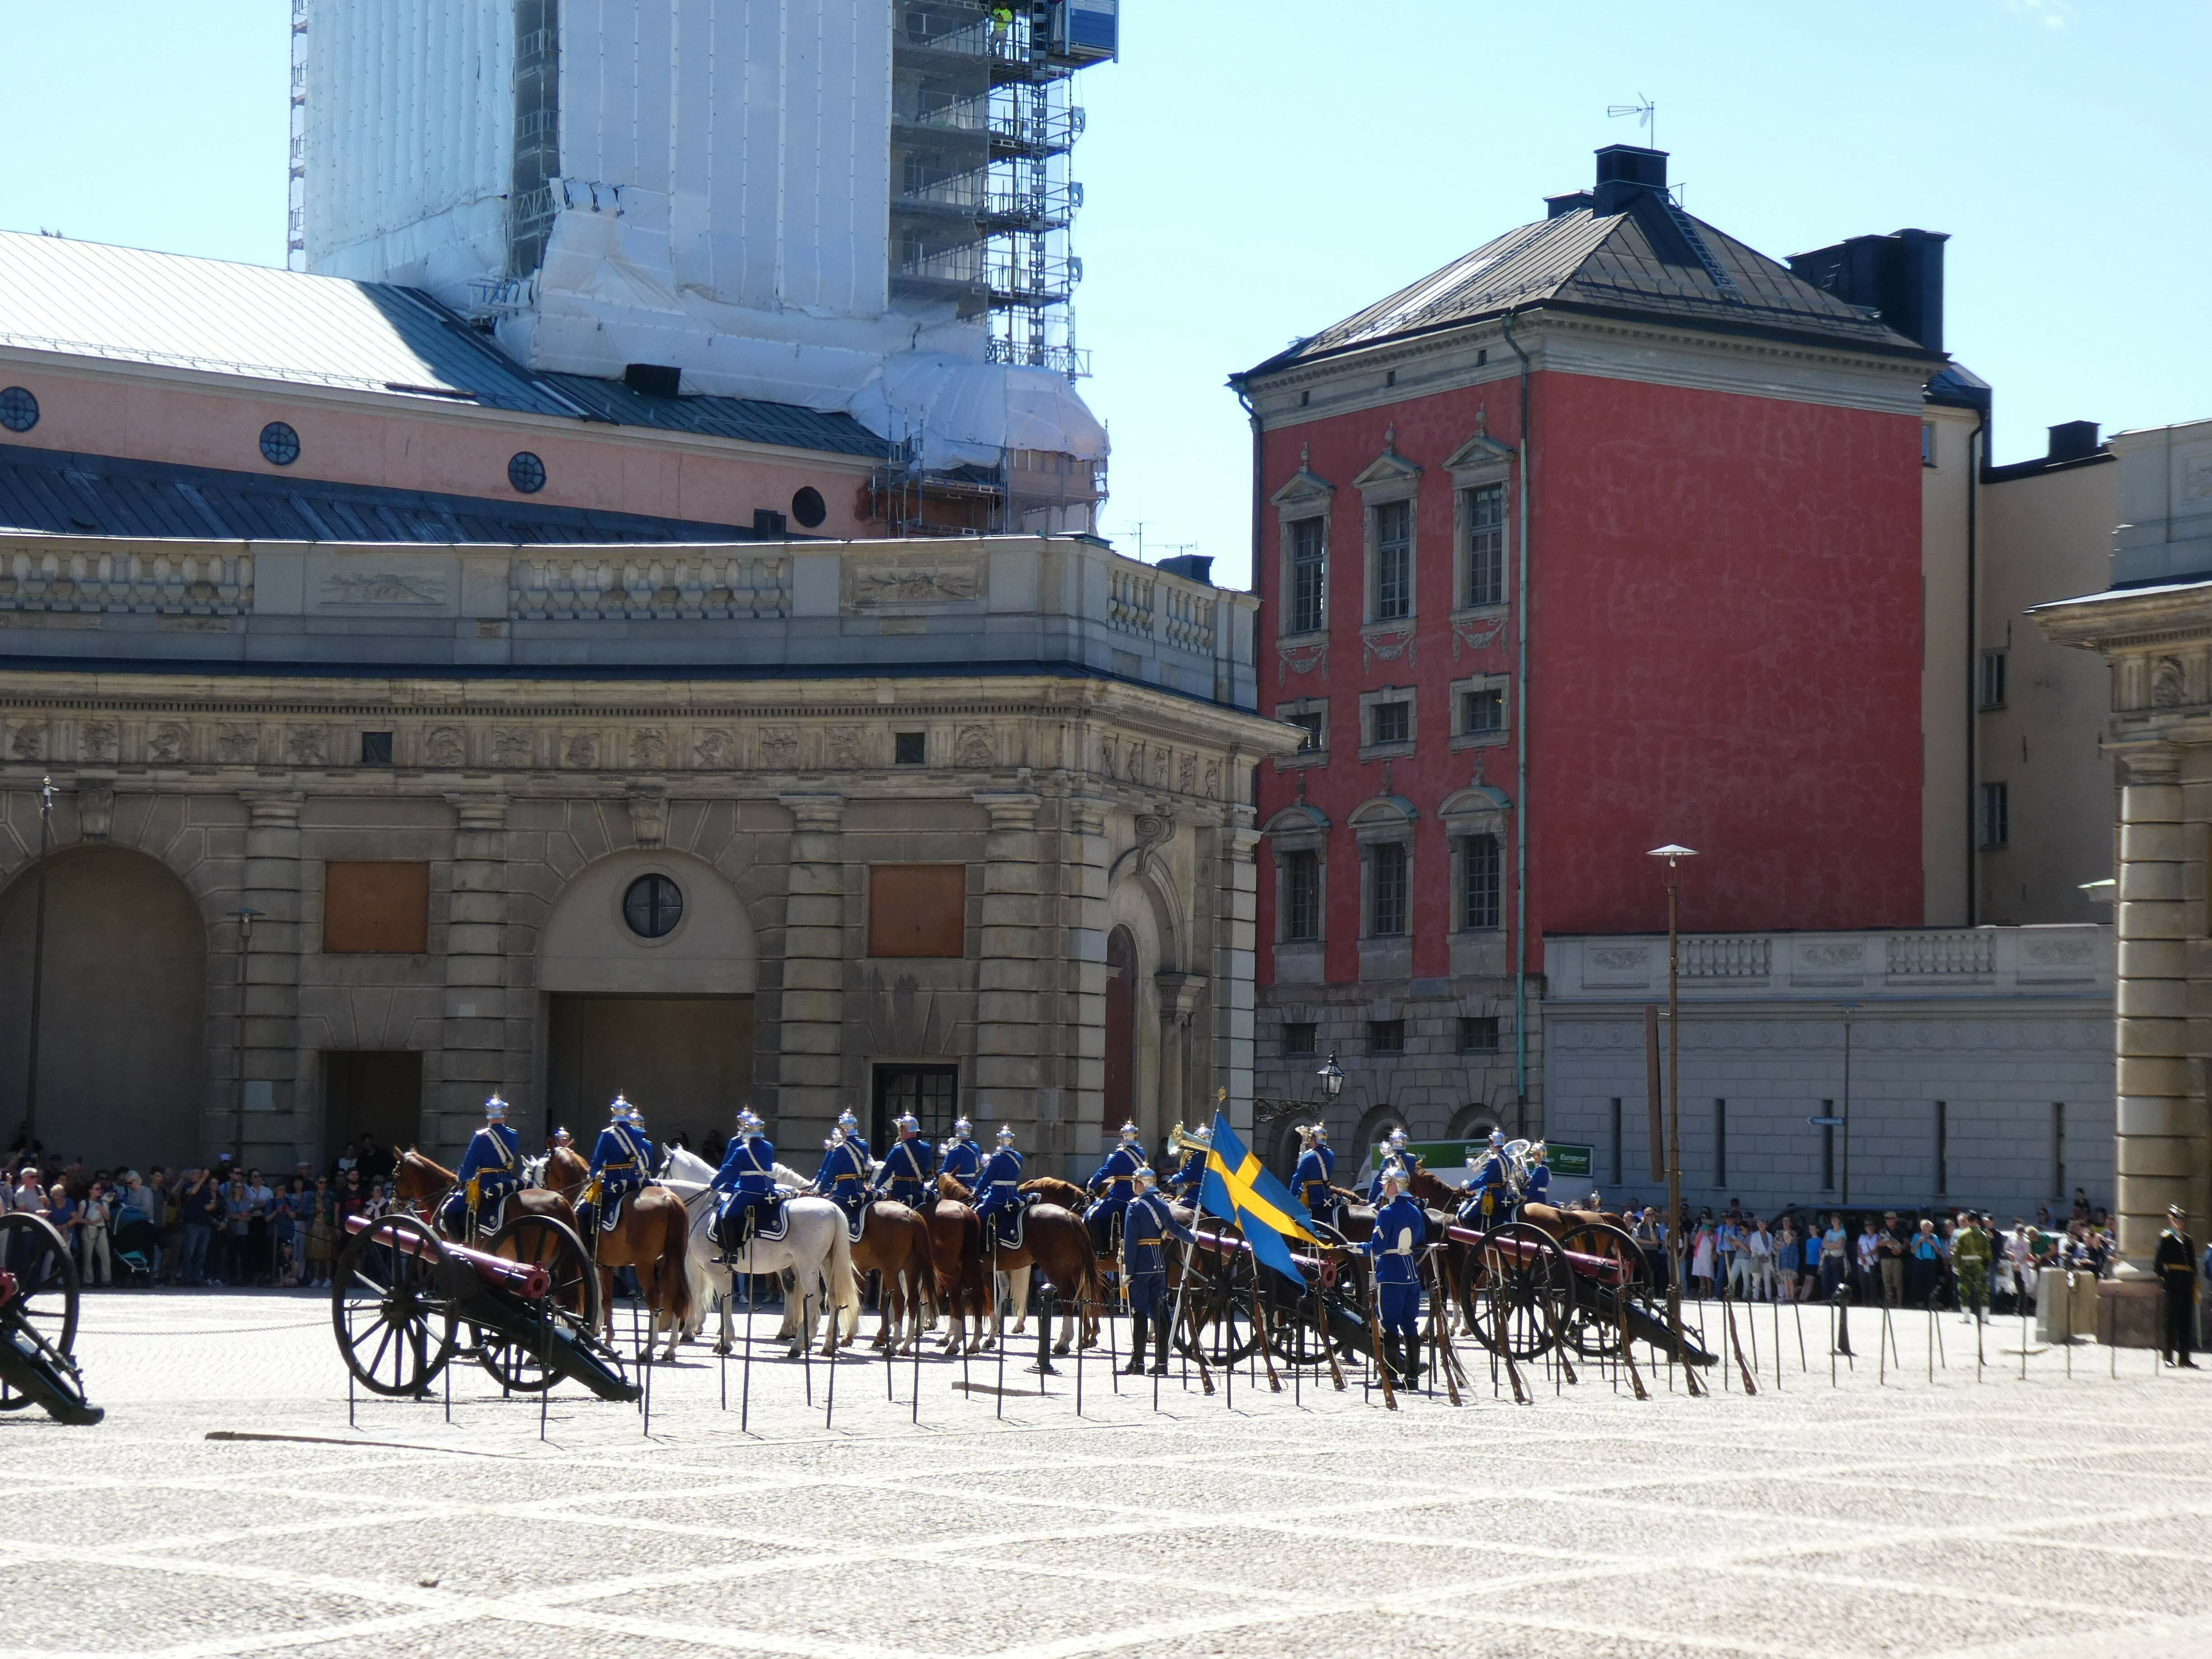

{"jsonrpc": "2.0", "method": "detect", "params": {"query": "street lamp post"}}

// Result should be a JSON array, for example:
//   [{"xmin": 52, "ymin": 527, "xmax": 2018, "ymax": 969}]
[
  {"xmin": 1317, "ymin": 1051, "xmax": 1344, "ymax": 1108},
  {"xmin": 1646, "ymin": 844, "xmax": 1697, "ymax": 1361},
  {"xmin": 20, "ymin": 775, "xmax": 55, "ymax": 1153},
  {"xmin": 230, "ymin": 907, "xmax": 264, "ymax": 1165}
]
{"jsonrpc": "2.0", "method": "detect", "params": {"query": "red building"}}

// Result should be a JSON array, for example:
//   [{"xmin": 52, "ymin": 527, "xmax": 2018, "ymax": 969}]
[{"xmin": 1231, "ymin": 145, "xmax": 1947, "ymax": 1152}]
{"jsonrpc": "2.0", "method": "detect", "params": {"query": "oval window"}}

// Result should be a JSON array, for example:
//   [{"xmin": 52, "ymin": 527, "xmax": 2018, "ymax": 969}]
[
  {"xmin": 622, "ymin": 873, "xmax": 684, "ymax": 939},
  {"xmin": 259, "ymin": 421, "xmax": 301, "ymax": 466},
  {"xmin": 0, "ymin": 387, "xmax": 39, "ymax": 434},
  {"xmin": 790, "ymin": 485, "xmax": 827, "ymax": 529},
  {"xmin": 508, "ymin": 450, "xmax": 547, "ymax": 493}
]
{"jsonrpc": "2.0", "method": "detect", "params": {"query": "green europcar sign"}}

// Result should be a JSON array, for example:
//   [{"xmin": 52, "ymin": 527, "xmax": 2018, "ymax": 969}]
[{"xmin": 1364, "ymin": 1139, "xmax": 1596, "ymax": 1181}]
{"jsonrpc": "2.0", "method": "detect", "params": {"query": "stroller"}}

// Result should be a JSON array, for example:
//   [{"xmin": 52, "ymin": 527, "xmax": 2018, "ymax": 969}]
[{"xmin": 109, "ymin": 1211, "xmax": 158, "ymax": 1288}]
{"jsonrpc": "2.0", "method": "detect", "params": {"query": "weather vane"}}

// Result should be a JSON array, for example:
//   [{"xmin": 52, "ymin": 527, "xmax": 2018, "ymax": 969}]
[{"xmin": 1606, "ymin": 94, "xmax": 1656, "ymax": 150}]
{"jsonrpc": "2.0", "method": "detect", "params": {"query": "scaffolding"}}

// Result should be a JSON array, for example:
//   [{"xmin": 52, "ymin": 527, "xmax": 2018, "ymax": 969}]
[
  {"xmin": 890, "ymin": 1, "xmax": 1116, "ymax": 378},
  {"xmin": 286, "ymin": 0, "xmax": 309, "ymax": 269}
]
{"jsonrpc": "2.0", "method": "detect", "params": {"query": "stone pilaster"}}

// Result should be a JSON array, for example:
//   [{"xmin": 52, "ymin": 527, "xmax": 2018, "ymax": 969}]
[
  {"xmin": 439, "ymin": 792, "xmax": 510, "ymax": 1145},
  {"xmin": 1209, "ymin": 818, "xmax": 1261, "ymax": 1137},
  {"xmin": 1061, "ymin": 794, "xmax": 1112, "ymax": 1159},
  {"xmin": 237, "ymin": 788, "xmax": 303, "ymax": 1164},
  {"xmin": 775, "ymin": 792, "xmax": 845, "ymax": 1143},
  {"xmin": 973, "ymin": 790, "xmax": 1046, "ymax": 1143},
  {"xmin": 2114, "ymin": 743, "xmax": 2196, "ymax": 1272},
  {"xmin": 1155, "ymin": 970, "xmax": 1207, "ymax": 1139}
]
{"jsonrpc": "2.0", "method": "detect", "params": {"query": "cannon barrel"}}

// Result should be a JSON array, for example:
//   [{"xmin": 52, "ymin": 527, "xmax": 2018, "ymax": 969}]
[
  {"xmin": 1192, "ymin": 1227, "xmax": 1325, "ymax": 1276},
  {"xmin": 344, "ymin": 1213, "xmax": 551, "ymax": 1299},
  {"xmin": 1444, "ymin": 1222, "xmax": 1626, "ymax": 1285}
]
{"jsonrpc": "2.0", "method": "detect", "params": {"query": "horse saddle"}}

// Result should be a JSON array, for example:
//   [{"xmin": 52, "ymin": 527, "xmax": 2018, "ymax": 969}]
[
  {"xmin": 991, "ymin": 1200, "xmax": 1031, "ymax": 1252},
  {"xmin": 715, "ymin": 1195, "xmax": 787, "ymax": 1253},
  {"xmin": 848, "ymin": 1202, "xmax": 872, "ymax": 1245},
  {"xmin": 585, "ymin": 1189, "xmax": 630, "ymax": 1234}
]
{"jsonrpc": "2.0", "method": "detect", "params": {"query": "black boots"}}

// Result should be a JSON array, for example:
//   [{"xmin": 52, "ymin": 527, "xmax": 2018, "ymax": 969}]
[
  {"xmin": 1124, "ymin": 1312, "xmax": 1149, "ymax": 1373},
  {"xmin": 1381, "ymin": 1334, "xmax": 1422, "ymax": 1388},
  {"xmin": 1150, "ymin": 1318, "xmax": 1171, "ymax": 1376}
]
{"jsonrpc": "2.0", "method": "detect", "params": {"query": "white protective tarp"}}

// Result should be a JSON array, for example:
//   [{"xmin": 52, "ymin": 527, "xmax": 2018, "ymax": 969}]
[{"xmin": 849, "ymin": 353, "xmax": 1111, "ymax": 470}]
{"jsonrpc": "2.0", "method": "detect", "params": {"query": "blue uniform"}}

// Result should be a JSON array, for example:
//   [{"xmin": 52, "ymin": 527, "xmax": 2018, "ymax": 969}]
[
  {"xmin": 1523, "ymin": 1160, "xmax": 1551, "ymax": 1207},
  {"xmin": 1123, "ymin": 1189, "xmax": 1195, "ymax": 1316},
  {"xmin": 1459, "ymin": 1153, "xmax": 1513, "ymax": 1227},
  {"xmin": 1085, "ymin": 1143, "xmax": 1143, "ymax": 1242},
  {"xmin": 1292, "ymin": 1147, "xmax": 1334, "ymax": 1217},
  {"xmin": 1167, "ymin": 1146, "xmax": 1208, "ymax": 1204},
  {"xmin": 1367, "ymin": 1153, "xmax": 1421, "ymax": 1206},
  {"xmin": 814, "ymin": 1138, "xmax": 870, "ymax": 1218},
  {"xmin": 1365, "ymin": 1192, "xmax": 1428, "ymax": 1347},
  {"xmin": 585, "ymin": 1120, "xmax": 651, "ymax": 1231},
  {"xmin": 941, "ymin": 1135, "xmax": 983, "ymax": 1188},
  {"xmin": 440, "ymin": 1122, "xmax": 520, "ymax": 1236},
  {"xmin": 711, "ymin": 1132, "xmax": 781, "ymax": 1239},
  {"xmin": 972, "ymin": 1145, "xmax": 1024, "ymax": 1239},
  {"xmin": 874, "ymin": 1135, "xmax": 937, "ymax": 1204}
]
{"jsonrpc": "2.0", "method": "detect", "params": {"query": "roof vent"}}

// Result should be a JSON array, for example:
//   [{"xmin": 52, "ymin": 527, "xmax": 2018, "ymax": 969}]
[
  {"xmin": 1590, "ymin": 144, "xmax": 1667, "ymax": 215},
  {"xmin": 2047, "ymin": 421, "xmax": 2101, "ymax": 463},
  {"xmin": 1156, "ymin": 553, "xmax": 1214, "ymax": 584},
  {"xmin": 623, "ymin": 362, "xmax": 683, "ymax": 398},
  {"xmin": 1544, "ymin": 190, "xmax": 1593, "ymax": 220},
  {"xmin": 1785, "ymin": 229, "xmax": 1948, "ymax": 353}
]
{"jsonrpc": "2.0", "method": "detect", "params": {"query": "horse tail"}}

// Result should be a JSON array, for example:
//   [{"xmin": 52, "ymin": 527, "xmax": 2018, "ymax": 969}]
[
  {"xmin": 656, "ymin": 1195, "xmax": 694, "ymax": 1329},
  {"xmin": 827, "ymin": 1216, "xmax": 860, "ymax": 1312}
]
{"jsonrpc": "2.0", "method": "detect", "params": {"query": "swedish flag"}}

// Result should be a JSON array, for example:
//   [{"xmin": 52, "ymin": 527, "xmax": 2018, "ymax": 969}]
[{"xmin": 1198, "ymin": 1108, "xmax": 1320, "ymax": 1287}]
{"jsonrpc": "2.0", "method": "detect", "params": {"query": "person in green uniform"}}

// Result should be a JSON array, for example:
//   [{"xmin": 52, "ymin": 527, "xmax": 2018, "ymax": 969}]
[
  {"xmin": 2155, "ymin": 1203, "xmax": 2199, "ymax": 1368},
  {"xmin": 1952, "ymin": 1210, "xmax": 1994, "ymax": 1324}
]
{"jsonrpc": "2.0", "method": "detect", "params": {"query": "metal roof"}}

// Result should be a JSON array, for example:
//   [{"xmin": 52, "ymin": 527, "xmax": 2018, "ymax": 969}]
[
  {"xmin": 0, "ymin": 441, "xmax": 768, "ymax": 544},
  {"xmin": 1242, "ymin": 197, "xmax": 1934, "ymax": 378},
  {"xmin": 0, "ymin": 230, "xmax": 885, "ymax": 458}
]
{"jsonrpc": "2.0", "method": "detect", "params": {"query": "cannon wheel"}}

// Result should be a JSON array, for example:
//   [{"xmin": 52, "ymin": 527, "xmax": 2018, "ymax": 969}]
[
  {"xmin": 1557, "ymin": 1220, "xmax": 1646, "ymax": 1359},
  {"xmin": 476, "ymin": 1214, "xmax": 600, "ymax": 1392},
  {"xmin": 1172, "ymin": 1244, "xmax": 1262, "ymax": 1368},
  {"xmin": 1462, "ymin": 1221, "xmax": 1565, "ymax": 1362},
  {"xmin": 332, "ymin": 1212, "xmax": 457, "ymax": 1397},
  {"xmin": 0, "ymin": 1213, "xmax": 83, "ymax": 1413}
]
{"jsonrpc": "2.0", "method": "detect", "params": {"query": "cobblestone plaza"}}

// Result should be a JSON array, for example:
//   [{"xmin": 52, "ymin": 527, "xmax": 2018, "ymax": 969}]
[{"xmin": 11, "ymin": 1292, "xmax": 2212, "ymax": 1659}]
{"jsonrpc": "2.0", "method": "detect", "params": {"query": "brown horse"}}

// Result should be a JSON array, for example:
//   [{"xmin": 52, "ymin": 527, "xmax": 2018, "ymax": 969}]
[
  {"xmin": 583, "ymin": 1183, "xmax": 695, "ymax": 1362},
  {"xmin": 845, "ymin": 1200, "xmax": 937, "ymax": 1353},
  {"xmin": 936, "ymin": 1172, "xmax": 1103, "ymax": 1354},
  {"xmin": 540, "ymin": 1144, "xmax": 590, "ymax": 1207},
  {"xmin": 392, "ymin": 1147, "xmax": 580, "ymax": 1237},
  {"xmin": 924, "ymin": 1180, "xmax": 993, "ymax": 1353}
]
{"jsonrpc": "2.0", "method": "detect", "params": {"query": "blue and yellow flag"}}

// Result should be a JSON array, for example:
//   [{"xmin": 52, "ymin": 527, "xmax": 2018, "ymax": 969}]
[{"xmin": 1198, "ymin": 1108, "xmax": 1320, "ymax": 1287}]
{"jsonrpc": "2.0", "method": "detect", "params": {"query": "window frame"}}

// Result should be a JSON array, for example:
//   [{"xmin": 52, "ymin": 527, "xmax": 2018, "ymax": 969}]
[
  {"xmin": 1979, "ymin": 648, "xmax": 2007, "ymax": 710},
  {"xmin": 1980, "ymin": 780, "xmax": 2010, "ymax": 850},
  {"xmin": 1458, "ymin": 1014, "xmax": 1500, "ymax": 1054},
  {"xmin": 1356, "ymin": 685, "xmax": 1417, "ymax": 760},
  {"xmin": 1366, "ymin": 1017, "xmax": 1406, "ymax": 1057},
  {"xmin": 1368, "ymin": 496, "xmax": 1414, "ymax": 624},
  {"xmin": 1279, "ymin": 847, "xmax": 1322, "ymax": 943},
  {"xmin": 1456, "ymin": 832, "xmax": 1503, "ymax": 932},
  {"xmin": 1449, "ymin": 672, "xmax": 1510, "ymax": 751},
  {"xmin": 1285, "ymin": 514, "xmax": 1329, "ymax": 637},
  {"xmin": 1282, "ymin": 1020, "xmax": 1318, "ymax": 1056},
  {"xmin": 1364, "ymin": 838, "xmax": 1410, "ymax": 938},
  {"xmin": 1272, "ymin": 696, "xmax": 1328, "ymax": 768}
]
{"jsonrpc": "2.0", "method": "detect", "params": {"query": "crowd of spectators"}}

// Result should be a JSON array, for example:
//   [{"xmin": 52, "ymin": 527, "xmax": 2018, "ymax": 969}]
[
  {"xmin": 1621, "ymin": 1188, "xmax": 2124, "ymax": 1317},
  {"xmin": 0, "ymin": 1134, "xmax": 412, "ymax": 1290}
]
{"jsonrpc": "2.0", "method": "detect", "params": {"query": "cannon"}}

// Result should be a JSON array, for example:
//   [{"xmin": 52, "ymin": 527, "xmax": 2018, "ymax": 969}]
[
  {"xmin": 1172, "ymin": 1227, "xmax": 1371, "ymax": 1370},
  {"xmin": 333, "ymin": 1212, "xmax": 640, "ymax": 1403},
  {"xmin": 0, "ymin": 1213, "xmax": 101, "ymax": 1425},
  {"xmin": 1445, "ymin": 1218, "xmax": 1715, "ymax": 1368}
]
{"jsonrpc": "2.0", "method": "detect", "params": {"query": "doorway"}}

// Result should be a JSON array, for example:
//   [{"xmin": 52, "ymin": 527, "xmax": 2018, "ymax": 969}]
[
  {"xmin": 546, "ymin": 994, "xmax": 755, "ymax": 1153},
  {"xmin": 872, "ymin": 1064, "xmax": 959, "ymax": 1152},
  {"xmin": 324, "ymin": 1052, "xmax": 424, "ymax": 1167}
]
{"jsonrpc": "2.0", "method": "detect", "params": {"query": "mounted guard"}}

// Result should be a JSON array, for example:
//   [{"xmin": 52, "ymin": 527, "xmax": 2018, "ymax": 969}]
[
  {"xmin": 1121, "ymin": 1164, "xmax": 1193, "ymax": 1376},
  {"xmin": 814, "ymin": 1126, "xmax": 871, "ymax": 1234},
  {"xmin": 1365, "ymin": 1127, "xmax": 1423, "ymax": 1204},
  {"xmin": 1521, "ymin": 1140, "xmax": 1552, "ymax": 1209},
  {"xmin": 835, "ymin": 1108, "xmax": 872, "ymax": 1164},
  {"xmin": 1165, "ymin": 1123, "xmax": 1209, "ymax": 1205},
  {"xmin": 1292, "ymin": 1124, "xmax": 1336, "ymax": 1232},
  {"xmin": 1366, "ymin": 1164, "xmax": 1427, "ymax": 1386},
  {"xmin": 873, "ymin": 1113, "xmax": 938, "ymax": 1207},
  {"xmin": 579, "ymin": 1095, "xmax": 649, "ymax": 1235},
  {"xmin": 1084, "ymin": 1121, "xmax": 1143, "ymax": 1254},
  {"xmin": 973, "ymin": 1125, "xmax": 1026, "ymax": 1247},
  {"xmin": 1459, "ymin": 1129, "xmax": 1518, "ymax": 1228},
  {"xmin": 438, "ymin": 1092, "xmax": 521, "ymax": 1240},
  {"xmin": 710, "ymin": 1108, "xmax": 785, "ymax": 1253},
  {"xmin": 940, "ymin": 1117, "xmax": 984, "ymax": 1189}
]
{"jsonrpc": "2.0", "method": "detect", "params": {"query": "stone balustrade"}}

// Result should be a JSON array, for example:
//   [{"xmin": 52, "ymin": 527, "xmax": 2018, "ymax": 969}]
[
  {"xmin": 0, "ymin": 545, "xmax": 253, "ymax": 614},
  {"xmin": 1549, "ymin": 923, "xmax": 2110, "ymax": 1002},
  {"xmin": 509, "ymin": 553, "xmax": 789, "ymax": 620}
]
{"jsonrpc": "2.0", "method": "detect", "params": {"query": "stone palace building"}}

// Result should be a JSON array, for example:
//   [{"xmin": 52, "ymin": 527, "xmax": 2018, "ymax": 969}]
[{"xmin": 0, "ymin": 530, "xmax": 1294, "ymax": 1176}]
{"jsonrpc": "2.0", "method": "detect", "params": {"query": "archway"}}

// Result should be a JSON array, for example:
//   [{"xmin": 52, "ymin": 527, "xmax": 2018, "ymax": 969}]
[
  {"xmin": 539, "ymin": 849, "xmax": 757, "ymax": 1151},
  {"xmin": 0, "ymin": 845, "xmax": 206, "ymax": 1169}
]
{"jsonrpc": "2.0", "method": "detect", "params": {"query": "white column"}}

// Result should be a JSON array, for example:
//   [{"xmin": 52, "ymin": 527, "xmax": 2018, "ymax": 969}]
[
  {"xmin": 2115, "ymin": 742, "xmax": 2194, "ymax": 1269},
  {"xmin": 439, "ymin": 792, "xmax": 509, "ymax": 1147},
  {"xmin": 973, "ymin": 790, "xmax": 1045, "ymax": 1140},
  {"xmin": 775, "ymin": 793, "xmax": 845, "ymax": 1144}
]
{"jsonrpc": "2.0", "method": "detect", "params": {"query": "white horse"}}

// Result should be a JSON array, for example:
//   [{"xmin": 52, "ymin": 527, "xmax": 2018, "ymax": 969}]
[{"xmin": 657, "ymin": 1145, "xmax": 857, "ymax": 1359}]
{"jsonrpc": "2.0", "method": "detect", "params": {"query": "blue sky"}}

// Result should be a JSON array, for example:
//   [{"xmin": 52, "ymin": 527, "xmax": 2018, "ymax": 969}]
[{"xmin": 4, "ymin": 0, "xmax": 2204, "ymax": 587}]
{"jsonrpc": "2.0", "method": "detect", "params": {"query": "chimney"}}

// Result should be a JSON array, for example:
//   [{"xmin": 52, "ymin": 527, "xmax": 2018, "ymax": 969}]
[
  {"xmin": 1785, "ymin": 229, "xmax": 1948, "ymax": 353},
  {"xmin": 1544, "ymin": 190, "xmax": 1594, "ymax": 220},
  {"xmin": 2047, "ymin": 421, "xmax": 2101, "ymax": 463},
  {"xmin": 1590, "ymin": 145, "xmax": 1668, "ymax": 216}
]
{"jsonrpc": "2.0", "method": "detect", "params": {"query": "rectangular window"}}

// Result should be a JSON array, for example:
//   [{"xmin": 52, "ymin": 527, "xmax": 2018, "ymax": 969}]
[
  {"xmin": 1367, "ymin": 1018, "xmax": 1405, "ymax": 1055},
  {"xmin": 1369, "ymin": 842, "xmax": 1408, "ymax": 936},
  {"xmin": 1289, "ymin": 516, "xmax": 1326, "ymax": 634},
  {"xmin": 1980, "ymin": 781, "xmax": 2010, "ymax": 849},
  {"xmin": 2053, "ymin": 1101, "xmax": 2066, "ymax": 1198},
  {"xmin": 1922, "ymin": 421, "xmax": 1937, "ymax": 467},
  {"xmin": 1465, "ymin": 483, "xmax": 1505, "ymax": 607},
  {"xmin": 1610, "ymin": 1097, "xmax": 1623, "ymax": 1185},
  {"xmin": 1714, "ymin": 1098, "xmax": 1727, "ymax": 1189},
  {"xmin": 1282, "ymin": 1021, "xmax": 1317, "ymax": 1055},
  {"xmin": 868, "ymin": 864, "xmax": 967, "ymax": 957},
  {"xmin": 1461, "ymin": 687, "xmax": 1504, "ymax": 736},
  {"xmin": 1459, "ymin": 1015, "xmax": 1499, "ymax": 1053},
  {"xmin": 1287, "ymin": 710, "xmax": 1324, "ymax": 753},
  {"xmin": 893, "ymin": 730, "xmax": 926, "ymax": 765},
  {"xmin": 1370, "ymin": 699, "xmax": 1410, "ymax": 747},
  {"xmin": 1934, "ymin": 1100, "xmax": 1949, "ymax": 1195},
  {"xmin": 1980, "ymin": 649, "xmax": 2007, "ymax": 709},
  {"xmin": 360, "ymin": 731, "xmax": 394, "ymax": 766},
  {"xmin": 1820, "ymin": 1101, "xmax": 1835, "ymax": 1191},
  {"xmin": 872, "ymin": 1063, "xmax": 959, "ymax": 1153},
  {"xmin": 1460, "ymin": 834, "xmax": 1501, "ymax": 930},
  {"xmin": 1282, "ymin": 848, "xmax": 1320, "ymax": 941},
  {"xmin": 1373, "ymin": 499, "xmax": 1411, "ymax": 621},
  {"xmin": 323, "ymin": 862, "xmax": 431, "ymax": 954}
]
